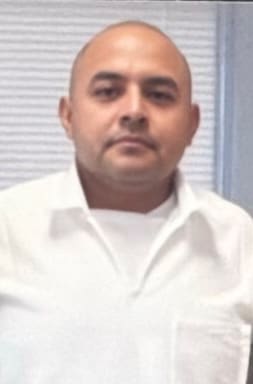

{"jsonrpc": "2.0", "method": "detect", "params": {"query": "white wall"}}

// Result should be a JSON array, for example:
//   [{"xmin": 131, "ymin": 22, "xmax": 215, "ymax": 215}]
[
  {"xmin": 231, "ymin": 4, "xmax": 253, "ymax": 216},
  {"xmin": 220, "ymin": 3, "xmax": 253, "ymax": 216}
]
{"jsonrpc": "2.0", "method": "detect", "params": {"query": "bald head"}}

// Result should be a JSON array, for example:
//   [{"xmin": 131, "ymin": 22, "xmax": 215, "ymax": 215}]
[
  {"xmin": 69, "ymin": 21, "xmax": 192, "ymax": 97},
  {"xmin": 59, "ymin": 19, "xmax": 200, "ymax": 208}
]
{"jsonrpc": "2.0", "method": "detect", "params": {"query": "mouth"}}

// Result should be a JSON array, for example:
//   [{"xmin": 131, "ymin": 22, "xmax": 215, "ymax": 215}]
[{"xmin": 107, "ymin": 135, "xmax": 157, "ymax": 150}]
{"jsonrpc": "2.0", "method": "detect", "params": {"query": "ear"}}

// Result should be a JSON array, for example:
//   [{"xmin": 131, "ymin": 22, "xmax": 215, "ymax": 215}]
[
  {"xmin": 58, "ymin": 96, "xmax": 73, "ymax": 140},
  {"xmin": 188, "ymin": 103, "xmax": 200, "ymax": 145}
]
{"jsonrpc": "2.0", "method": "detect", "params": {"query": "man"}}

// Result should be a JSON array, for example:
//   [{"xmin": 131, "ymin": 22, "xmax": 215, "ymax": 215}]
[{"xmin": 0, "ymin": 21, "xmax": 252, "ymax": 383}]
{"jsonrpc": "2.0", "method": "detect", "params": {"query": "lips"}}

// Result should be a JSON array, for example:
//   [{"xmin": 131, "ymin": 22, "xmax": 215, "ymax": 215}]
[{"xmin": 107, "ymin": 135, "xmax": 156, "ymax": 150}]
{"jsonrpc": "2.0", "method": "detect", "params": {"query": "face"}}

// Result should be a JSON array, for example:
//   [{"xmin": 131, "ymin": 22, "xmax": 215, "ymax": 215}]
[{"xmin": 59, "ymin": 25, "xmax": 199, "ymax": 189}]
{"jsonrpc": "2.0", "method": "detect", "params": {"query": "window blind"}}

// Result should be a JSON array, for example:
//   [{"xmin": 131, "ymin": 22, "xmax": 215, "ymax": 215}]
[{"xmin": 0, "ymin": 0, "xmax": 217, "ymax": 190}]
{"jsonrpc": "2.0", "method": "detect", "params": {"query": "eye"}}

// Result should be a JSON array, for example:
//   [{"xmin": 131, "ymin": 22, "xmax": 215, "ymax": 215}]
[
  {"xmin": 93, "ymin": 86, "xmax": 122, "ymax": 101},
  {"xmin": 146, "ymin": 90, "xmax": 175, "ymax": 105}
]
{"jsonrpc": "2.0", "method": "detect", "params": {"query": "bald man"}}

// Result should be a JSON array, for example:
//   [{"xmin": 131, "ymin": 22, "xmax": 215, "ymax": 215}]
[{"xmin": 0, "ymin": 21, "xmax": 252, "ymax": 384}]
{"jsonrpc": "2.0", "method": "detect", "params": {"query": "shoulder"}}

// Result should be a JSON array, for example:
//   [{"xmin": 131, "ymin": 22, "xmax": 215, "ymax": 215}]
[
  {"xmin": 188, "ymin": 185, "xmax": 253, "ymax": 249},
  {"xmin": 194, "ymin": 187, "xmax": 252, "ymax": 225},
  {"xmin": 176, "ymin": 170, "xmax": 252, "ymax": 228},
  {"xmin": 0, "ymin": 171, "xmax": 64, "ymax": 215}
]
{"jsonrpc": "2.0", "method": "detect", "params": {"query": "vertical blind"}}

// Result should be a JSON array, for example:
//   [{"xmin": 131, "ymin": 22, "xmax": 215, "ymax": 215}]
[{"xmin": 0, "ymin": 1, "xmax": 217, "ymax": 190}]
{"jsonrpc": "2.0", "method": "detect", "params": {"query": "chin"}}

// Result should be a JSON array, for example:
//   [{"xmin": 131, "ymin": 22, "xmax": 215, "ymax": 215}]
[{"xmin": 107, "ymin": 166, "xmax": 161, "ymax": 184}]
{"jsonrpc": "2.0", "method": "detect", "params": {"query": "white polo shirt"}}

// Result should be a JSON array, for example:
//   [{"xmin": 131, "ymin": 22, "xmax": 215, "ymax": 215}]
[{"xmin": 0, "ymin": 163, "xmax": 252, "ymax": 383}]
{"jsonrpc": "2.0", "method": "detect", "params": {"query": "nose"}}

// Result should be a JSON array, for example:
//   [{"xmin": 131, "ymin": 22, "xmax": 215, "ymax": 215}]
[{"xmin": 119, "ymin": 86, "xmax": 148, "ymax": 131}]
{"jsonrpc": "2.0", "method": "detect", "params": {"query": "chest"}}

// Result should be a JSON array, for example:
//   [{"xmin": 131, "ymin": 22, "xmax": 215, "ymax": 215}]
[{"xmin": 0, "ymin": 217, "xmax": 251, "ymax": 383}]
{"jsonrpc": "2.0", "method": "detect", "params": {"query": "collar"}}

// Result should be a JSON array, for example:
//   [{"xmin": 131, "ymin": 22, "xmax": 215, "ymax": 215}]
[
  {"xmin": 174, "ymin": 169, "xmax": 200, "ymax": 222},
  {"xmin": 50, "ymin": 162, "xmax": 91, "ymax": 215},
  {"xmin": 50, "ymin": 162, "xmax": 199, "ymax": 222}
]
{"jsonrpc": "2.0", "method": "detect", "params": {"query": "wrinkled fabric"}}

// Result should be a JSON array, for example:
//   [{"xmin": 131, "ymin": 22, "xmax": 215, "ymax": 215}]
[{"xmin": 0, "ymin": 163, "xmax": 252, "ymax": 383}]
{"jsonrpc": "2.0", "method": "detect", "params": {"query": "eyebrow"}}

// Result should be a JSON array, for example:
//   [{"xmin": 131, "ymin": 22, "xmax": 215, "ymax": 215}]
[
  {"xmin": 144, "ymin": 76, "xmax": 178, "ymax": 92},
  {"xmin": 90, "ymin": 71, "xmax": 124, "ymax": 84},
  {"xmin": 89, "ymin": 71, "xmax": 179, "ymax": 92}
]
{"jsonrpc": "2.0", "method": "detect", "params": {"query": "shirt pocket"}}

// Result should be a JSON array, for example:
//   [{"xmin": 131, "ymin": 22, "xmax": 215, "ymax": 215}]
[{"xmin": 171, "ymin": 319, "xmax": 251, "ymax": 384}]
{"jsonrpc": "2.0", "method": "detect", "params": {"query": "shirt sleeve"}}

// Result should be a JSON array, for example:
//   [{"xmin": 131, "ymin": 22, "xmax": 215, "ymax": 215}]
[
  {"xmin": 240, "ymin": 211, "xmax": 253, "ymax": 325},
  {"xmin": 0, "ymin": 205, "xmax": 13, "ymax": 278}
]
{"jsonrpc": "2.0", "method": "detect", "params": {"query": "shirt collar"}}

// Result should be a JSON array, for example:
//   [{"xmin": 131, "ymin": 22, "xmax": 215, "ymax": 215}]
[
  {"xmin": 174, "ymin": 169, "xmax": 200, "ymax": 222},
  {"xmin": 50, "ymin": 161, "xmax": 90, "ymax": 214},
  {"xmin": 50, "ymin": 162, "xmax": 199, "ymax": 221}
]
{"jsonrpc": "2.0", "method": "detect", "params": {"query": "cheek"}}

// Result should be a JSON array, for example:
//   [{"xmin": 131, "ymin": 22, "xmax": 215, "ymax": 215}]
[
  {"xmin": 157, "ymin": 126, "xmax": 191, "ymax": 161},
  {"xmin": 71, "ymin": 110, "xmax": 99, "ymax": 145},
  {"xmin": 70, "ymin": 111, "xmax": 111, "ymax": 163},
  {"xmin": 159, "ymin": 140, "xmax": 185, "ymax": 162},
  {"xmin": 72, "ymin": 102, "xmax": 115, "ymax": 139},
  {"xmin": 156, "ymin": 111, "xmax": 192, "ymax": 147}
]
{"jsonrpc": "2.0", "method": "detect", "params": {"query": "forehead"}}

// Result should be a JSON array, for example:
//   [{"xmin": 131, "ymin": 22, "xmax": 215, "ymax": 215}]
[{"xmin": 74, "ymin": 26, "xmax": 188, "ymax": 85}]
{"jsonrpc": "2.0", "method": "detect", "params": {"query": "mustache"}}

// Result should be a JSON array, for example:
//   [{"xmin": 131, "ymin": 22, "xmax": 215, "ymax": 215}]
[{"xmin": 104, "ymin": 133, "xmax": 158, "ymax": 150}]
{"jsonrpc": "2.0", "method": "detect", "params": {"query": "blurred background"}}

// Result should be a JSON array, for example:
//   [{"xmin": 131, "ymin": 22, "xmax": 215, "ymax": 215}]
[{"xmin": 0, "ymin": 1, "xmax": 252, "ymax": 215}]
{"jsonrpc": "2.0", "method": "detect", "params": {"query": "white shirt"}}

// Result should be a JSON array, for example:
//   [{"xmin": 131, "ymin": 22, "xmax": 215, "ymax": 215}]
[
  {"xmin": 91, "ymin": 192, "xmax": 176, "ymax": 284},
  {"xmin": 0, "ymin": 163, "xmax": 252, "ymax": 384}
]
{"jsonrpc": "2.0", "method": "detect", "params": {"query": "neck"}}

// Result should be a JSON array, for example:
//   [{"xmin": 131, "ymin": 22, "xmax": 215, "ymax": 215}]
[{"xmin": 77, "ymin": 166, "xmax": 175, "ymax": 214}]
